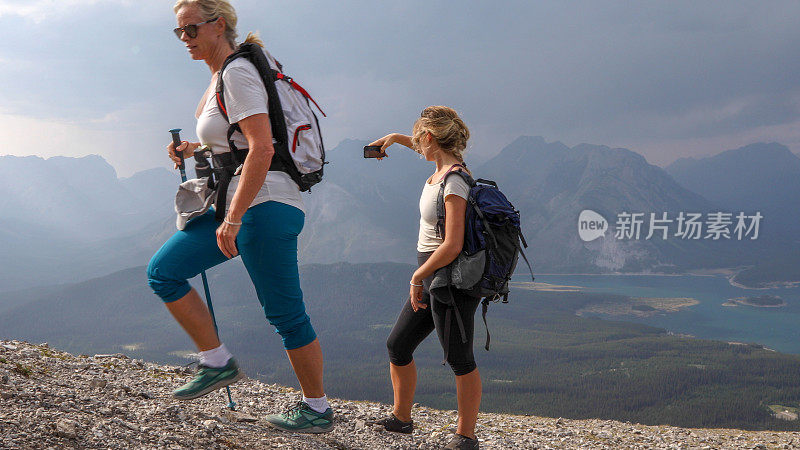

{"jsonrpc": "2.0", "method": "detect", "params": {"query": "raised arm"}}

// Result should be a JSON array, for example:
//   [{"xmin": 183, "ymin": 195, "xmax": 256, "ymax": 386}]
[{"xmin": 369, "ymin": 133, "xmax": 415, "ymax": 153}]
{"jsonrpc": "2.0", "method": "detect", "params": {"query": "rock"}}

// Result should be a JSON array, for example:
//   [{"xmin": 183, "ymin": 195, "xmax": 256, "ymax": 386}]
[
  {"xmin": 0, "ymin": 390, "xmax": 13, "ymax": 400},
  {"xmin": 55, "ymin": 418, "xmax": 78, "ymax": 439},
  {"xmin": 111, "ymin": 417, "xmax": 139, "ymax": 431},
  {"xmin": 0, "ymin": 370, "xmax": 8, "ymax": 384},
  {"xmin": 90, "ymin": 379, "xmax": 107, "ymax": 389},
  {"xmin": 166, "ymin": 405, "xmax": 187, "ymax": 421},
  {"xmin": 222, "ymin": 409, "xmax": 258, "ymax": 423},
  {"xmin": 138, "ymin": 390, "xmax": 154, "ymax": 399},
  {"xmin": 93, "ymin": 354, "xmax": 128, "ymax": 359},
  {"xmin": 202, "ymin": 420, "xmax": 217, "ymax": 431}
]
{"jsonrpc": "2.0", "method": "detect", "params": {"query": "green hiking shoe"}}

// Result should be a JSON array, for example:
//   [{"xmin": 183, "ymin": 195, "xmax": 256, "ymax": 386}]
[
  {"xmin": 172, "ymin": 358, "xmax": 244, "ymax": 401},
  {"xmin": 264, "ymin": 401, "xmax": 335, "ymax": 434}
]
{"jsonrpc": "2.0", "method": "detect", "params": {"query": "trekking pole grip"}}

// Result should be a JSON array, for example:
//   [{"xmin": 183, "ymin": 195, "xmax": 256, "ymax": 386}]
[{"xmin": 169, "ymin": 128, "xmax": 186, "ymax": 175}]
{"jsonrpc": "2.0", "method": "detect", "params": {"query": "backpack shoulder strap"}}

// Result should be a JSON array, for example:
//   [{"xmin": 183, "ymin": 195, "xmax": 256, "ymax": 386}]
[
  {"xmin": 435, "ymin": 165, "xmax": 473, "ymax": 239},
  {"xmin": 214, "ymin": 45, "xmax": 251, "ymax": 124},
  {"xmin": 214, "ymin": 43, "xmax": 305, "ymax": 189}
]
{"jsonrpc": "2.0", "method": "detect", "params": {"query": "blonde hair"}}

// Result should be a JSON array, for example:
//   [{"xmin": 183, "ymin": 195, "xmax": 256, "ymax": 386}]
[
  {"xmin": 173, "ymin": 0, "xmax": 264, "ymax": 48},
  {"xmin": 411, "ymin": 106, "xmax": 471, "ymax": 162}
]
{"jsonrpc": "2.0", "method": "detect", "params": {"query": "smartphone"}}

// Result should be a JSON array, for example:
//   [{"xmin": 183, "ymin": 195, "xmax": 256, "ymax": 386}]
[{"xmin": 364, "ymin": 145, "xmax": 387, "ymax": 158}]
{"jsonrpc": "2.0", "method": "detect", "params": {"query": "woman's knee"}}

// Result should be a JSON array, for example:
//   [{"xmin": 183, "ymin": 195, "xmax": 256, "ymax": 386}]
[
  {"xmin": 448, "ymin": 358, "xmax": 477, "ymax": 377},
  {"xmin": 387, "ymin": 334, "xmax": 413, "ymax": 367},
  {"xmin": 275, "ymin": 316, "xmax": 317, "ymax": 350},
  {"xmin": 146, "ymin": 253, "xmax": 191, "ymax": 303}
]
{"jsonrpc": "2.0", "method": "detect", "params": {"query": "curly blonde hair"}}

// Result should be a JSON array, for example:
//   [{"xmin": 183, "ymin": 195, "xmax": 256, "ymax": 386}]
[
  {"xmin": 173, "ymin": 0, "xmax": 264, "ymax": 48},
  {"xmin": 411, "ymin": 106, "xmax": 470, "ymax": 162}
]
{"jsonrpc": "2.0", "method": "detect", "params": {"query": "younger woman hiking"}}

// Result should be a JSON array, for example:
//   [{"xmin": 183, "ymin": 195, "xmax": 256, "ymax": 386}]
[
  {"xmin": 366, "ymin": 106, "xmax": 482, "ymax": 449},
  {"xmin": 146, "ymin": 0, "xmax": 333, "ymax": 433}
]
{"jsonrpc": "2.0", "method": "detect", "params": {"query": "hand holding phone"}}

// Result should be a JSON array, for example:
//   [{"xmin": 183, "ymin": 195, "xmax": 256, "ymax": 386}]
[{"xmin": 364, "ymin": 145, "xmax": 387, "ymax": 159}]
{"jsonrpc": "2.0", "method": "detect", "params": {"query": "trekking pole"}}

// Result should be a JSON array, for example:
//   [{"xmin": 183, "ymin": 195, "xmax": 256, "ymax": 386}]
[{"xmin": 169, "ymin": 128, "xmax": 237, "ymax": 411}]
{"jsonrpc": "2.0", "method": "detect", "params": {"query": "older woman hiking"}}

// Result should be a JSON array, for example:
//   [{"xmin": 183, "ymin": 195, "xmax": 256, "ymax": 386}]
[
  {"xmin": 146, "ymin": 0, "xmax": 333, "ymax": 433},
  {"xmin": 366, "ymin": 106, "xmax": 483, "ymax": 449}
]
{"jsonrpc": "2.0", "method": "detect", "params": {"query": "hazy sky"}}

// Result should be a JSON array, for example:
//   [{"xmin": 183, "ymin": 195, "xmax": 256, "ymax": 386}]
[{"xmin": 1, "ymin": 0, "xmax": 799, "ymax": 176}]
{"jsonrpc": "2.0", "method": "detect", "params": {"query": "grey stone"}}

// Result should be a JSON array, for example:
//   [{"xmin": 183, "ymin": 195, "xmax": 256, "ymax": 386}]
[
  {"xmin": 222, "ymin": 409, "xmax": 257, "ymax": 423},
  {"xmin": 55, "ymin": 418, "xmax": 78, "ymax": 439},
  {"xmin": 138, "ymin": 390, "xmax": 154, "ymax": 399}
]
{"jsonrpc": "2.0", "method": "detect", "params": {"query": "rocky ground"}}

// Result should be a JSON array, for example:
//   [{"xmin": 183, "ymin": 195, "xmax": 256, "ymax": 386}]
[{"xmin": 1, "ymin": 340, "xmax": 799, "ymax": 449}]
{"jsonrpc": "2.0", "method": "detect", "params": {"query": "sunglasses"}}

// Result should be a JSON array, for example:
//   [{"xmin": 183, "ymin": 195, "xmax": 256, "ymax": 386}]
[{"xmin": 173, "ymin": 17, "xmax": 218, "ymax": 39}]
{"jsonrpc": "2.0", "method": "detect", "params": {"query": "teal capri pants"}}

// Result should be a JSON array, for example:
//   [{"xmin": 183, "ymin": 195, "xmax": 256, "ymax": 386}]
[{"xmin": 146, "ymin": 201, "xmax": 315, "ymax": 350}]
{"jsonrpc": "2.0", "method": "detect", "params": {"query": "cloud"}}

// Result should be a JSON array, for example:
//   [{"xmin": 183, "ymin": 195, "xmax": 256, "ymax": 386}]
[
  {"xmin": 0, "ymin": 0, "xmax": 120, "ymax": 22},
  {"xmin": 2, "ymin": 0, "xmax": 800, "ymax": 175}
]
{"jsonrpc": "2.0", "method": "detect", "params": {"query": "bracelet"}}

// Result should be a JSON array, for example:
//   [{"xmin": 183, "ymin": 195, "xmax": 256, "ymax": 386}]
[
  {"xmin": 410, "ymin": 281, "xmax": 423, "ymax": 287},
  {"xmin": 224, "ymin": 218, "xmax": 242, "ymax": 226}
]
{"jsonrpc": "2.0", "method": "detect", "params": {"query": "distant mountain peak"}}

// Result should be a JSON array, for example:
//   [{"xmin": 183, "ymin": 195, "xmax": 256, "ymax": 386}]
[
  {"xmin": 509, "ymin": 135, "xmax": 547, "ymax": 146},
  {"xmin": 666, "ymin": 141, "xmax": 800, "ymax": 175}
]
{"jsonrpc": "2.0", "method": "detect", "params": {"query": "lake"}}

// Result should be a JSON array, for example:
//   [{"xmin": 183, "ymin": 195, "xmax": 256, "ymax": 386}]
[{"xmin": 519, "ymin": 273, "xmax": 800, "ymax": 355}]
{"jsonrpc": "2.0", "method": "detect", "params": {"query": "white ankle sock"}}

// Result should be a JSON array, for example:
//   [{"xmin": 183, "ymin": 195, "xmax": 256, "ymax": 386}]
[
  {"xmin": 303, "ymin": 395, "xmax": 330, "ymax": 413},
  {"xmin": 198, "ymin": 344, "xmax": 232, "ymax": 368}
]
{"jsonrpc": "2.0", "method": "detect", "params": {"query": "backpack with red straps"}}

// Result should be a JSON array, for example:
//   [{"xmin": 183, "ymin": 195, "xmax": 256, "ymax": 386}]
[{"xmin": 215, "ymin": 42, "xmax": 326, "ymax": 192}]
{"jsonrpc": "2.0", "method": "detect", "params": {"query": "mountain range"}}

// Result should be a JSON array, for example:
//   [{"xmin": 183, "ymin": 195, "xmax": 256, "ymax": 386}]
[
  {"xmin": 665, "ymin": 142, "xmax": 800, "ymax": 242},
  {"xmin": 1, "ymin": 137, "xmax": 798, "ymax": 290}
]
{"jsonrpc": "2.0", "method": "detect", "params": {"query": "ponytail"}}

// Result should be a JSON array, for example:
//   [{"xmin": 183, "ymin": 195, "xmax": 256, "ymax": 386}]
[{"xmin": 243, "ymin": 31, "xmax": 264, "ymax": 47}]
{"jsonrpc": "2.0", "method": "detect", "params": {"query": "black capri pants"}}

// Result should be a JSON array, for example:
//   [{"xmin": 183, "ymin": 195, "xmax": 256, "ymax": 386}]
[{"xmin": 387, "ymin": 251, "xmax": 481, "ymax": 376}]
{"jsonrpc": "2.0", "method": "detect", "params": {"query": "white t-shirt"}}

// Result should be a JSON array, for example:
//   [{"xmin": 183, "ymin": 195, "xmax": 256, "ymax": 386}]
[
  {"xmin": 196, "ymin": 55, "xmax": 304, "ymax": 213},
  {"xmin": 417, "ymin": 172, "xmax": 471, "ymax": 252}
]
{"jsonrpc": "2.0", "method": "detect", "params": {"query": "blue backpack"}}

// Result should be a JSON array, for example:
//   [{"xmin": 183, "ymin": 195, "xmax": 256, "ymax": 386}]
[{"xmin": 430, "ymin": 165, "xmax": 534, "ymax": 359}]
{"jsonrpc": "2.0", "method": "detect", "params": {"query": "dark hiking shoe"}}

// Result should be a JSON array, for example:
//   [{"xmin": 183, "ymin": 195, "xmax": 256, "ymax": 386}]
[
  {"xmin": 444, "ymin": 433, "xmax": 480, "ymax": 449},
  {"xmin": 264, "ymin": 401, "xmax": 335, "ymax": 434},
  {"xmin": 172, "ymin": 358, "xmax": 244, "ymax": 400},
  {"xmin": 366, "ymin": 413, "xmax": 414, "ymax": 434}
]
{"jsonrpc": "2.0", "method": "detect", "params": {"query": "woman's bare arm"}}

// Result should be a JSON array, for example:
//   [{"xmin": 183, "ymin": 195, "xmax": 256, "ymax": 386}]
[
  {"xmin": 412, "ymin": 194, "xmax": 467, "ymax": 283},
  {"xmin": 225, "ymin": 112, "xmax": 275, "ymax": 222}
]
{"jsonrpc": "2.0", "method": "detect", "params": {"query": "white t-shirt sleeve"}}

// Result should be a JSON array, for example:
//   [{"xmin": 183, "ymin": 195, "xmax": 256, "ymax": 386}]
[
  {"xmin": 221, "ymin": 60, "xmax": 269, "ymax": 124},
  {"xmin": 443, "ymin": 174, "xmax": 470, "ymax": 201}
]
